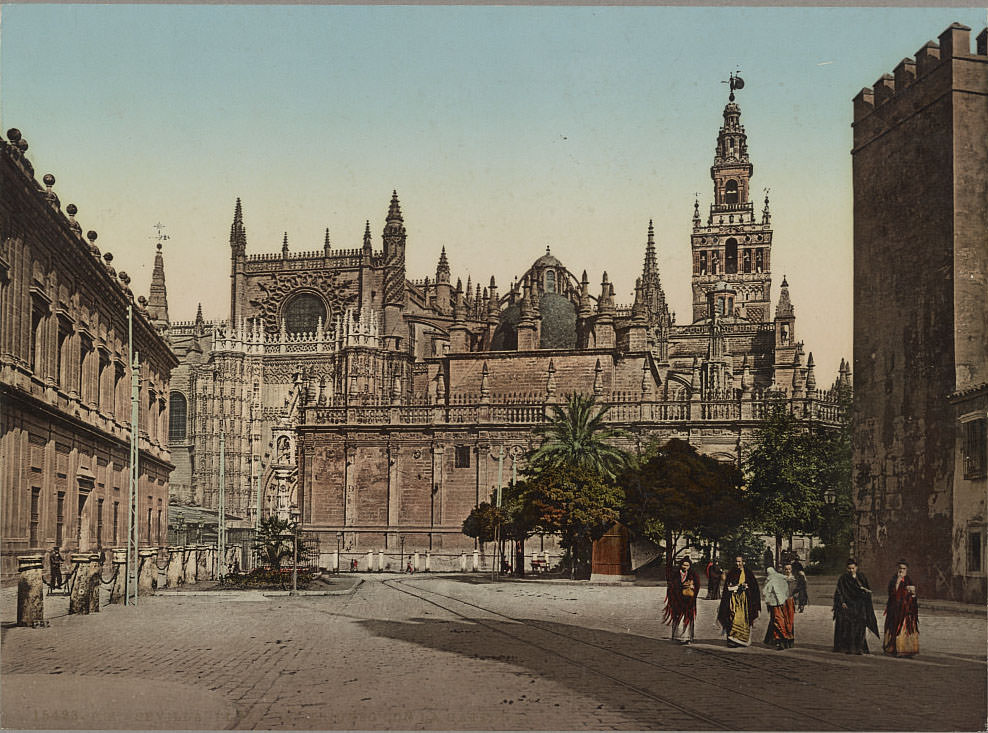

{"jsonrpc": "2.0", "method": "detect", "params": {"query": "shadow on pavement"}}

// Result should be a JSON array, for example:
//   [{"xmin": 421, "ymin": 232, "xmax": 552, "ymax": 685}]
[{"xmin": 354, "ymin": 614, "xmax": 987, "ymax": 731}]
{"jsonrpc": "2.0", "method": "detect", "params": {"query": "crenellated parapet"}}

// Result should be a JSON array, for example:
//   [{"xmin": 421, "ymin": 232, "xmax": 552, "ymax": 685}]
[{"xmin": 853, "ymin": 23, "xmax": 987, "ymax": 131}]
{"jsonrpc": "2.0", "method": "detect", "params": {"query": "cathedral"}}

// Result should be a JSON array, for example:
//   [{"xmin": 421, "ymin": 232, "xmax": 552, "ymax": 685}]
[{"xmin": 163, "ymin": 86, "xmax": 847, "ymax": 566}]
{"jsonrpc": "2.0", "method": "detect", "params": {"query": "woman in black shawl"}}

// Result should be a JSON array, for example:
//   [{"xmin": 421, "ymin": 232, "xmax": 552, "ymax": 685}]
[
  {"xmin": 717, "ymin": 555, "xmax": 761, "ymax": 647},
  {"xmin": 664, "ymin": 557, "xmax": 700, "ymax": 644},
  {"xmin": 832, "ymin": 558, "xmax": 879, "ymax": 654}
]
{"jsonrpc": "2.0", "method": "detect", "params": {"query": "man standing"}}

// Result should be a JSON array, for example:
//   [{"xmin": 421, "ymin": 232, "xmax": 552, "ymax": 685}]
[
  {"xmin": 832, "ymin": 558, "xmax": 879, "ymax": 654},
  {"xmin": 664, "ymin": 557, "xmax": 700, "ymax": 644},
  {"xmin": 717, "ymin": 555, "xmax": 761, "ymax": 647},
  {"xmin": 49, "ymin": 546, "xmax": 63, "ymax": 591}
]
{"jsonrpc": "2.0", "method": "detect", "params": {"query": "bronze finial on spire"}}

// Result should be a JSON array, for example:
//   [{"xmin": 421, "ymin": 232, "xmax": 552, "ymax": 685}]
[{"xmin": 723, "ymin": 70, "xmax": 745, "ymax": 102}]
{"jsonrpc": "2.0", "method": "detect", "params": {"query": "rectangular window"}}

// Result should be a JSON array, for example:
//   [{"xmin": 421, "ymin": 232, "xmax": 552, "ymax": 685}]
[
  {"xmin": 146, "ymin": 503, "xmax": 152, "ymax": 543},
  {"xmin": 963, "ymin": 418, "xmax": 987, "ymax": 479},
  {"xmin": 113, "ymin": 501, "xmax": 119, "ymax": 544},
  {"xmin": 78, "ymin": 335, "xmax": 91, "ymax": 401},
  {"xmin": 454, "ymin": 445, "xmax": 471, "ymax": 469},
  {"xmin": 97, "ymin": 352, "xmax": 109, "ymax": 411},
  {"xmin": 30, "ymin": 488, "xmax": 40, "ymax": 545},
  {"xmin": 55, "ymin": 491, "xmax": 65, "ymax": 546},
  {"xmin": 76, "ymin": 493, "xmax": 86, "ymax": 545},
  {"xmin": 156, "ymin": 501, "xmax": 162, "ymax": 546},
  {"xmin": 96, "ymin": 498, "xmax": 104, "ymax": 547},
  {"xmin": 967, "ymin": 530, "xmax": 983, "ymax": 574},
  {"xmin": 56, "ymin": 324, "xmax": 70, "ymax": 386},
  {"xmin": 30, "ymin": 304, "xmax": 44, "ymax": 373}
]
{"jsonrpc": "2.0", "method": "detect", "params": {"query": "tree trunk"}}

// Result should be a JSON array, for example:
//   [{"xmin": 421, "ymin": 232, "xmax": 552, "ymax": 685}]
[
  {"xmin": 775, "ymin": 533, "xmax": 783, "ymax": 567},
  {"xmin": 665, "ymin": 526, "xmax": 675, "ymax": 571},
  {"xmin": 516, "ymin": 538, "xmax": 525, "ymax": 578}
]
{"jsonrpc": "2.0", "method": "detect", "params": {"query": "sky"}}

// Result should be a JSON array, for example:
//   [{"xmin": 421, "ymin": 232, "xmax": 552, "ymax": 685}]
[{"xmin": 2, "ymin": 5, "xmax": 986, "ymax": 383}]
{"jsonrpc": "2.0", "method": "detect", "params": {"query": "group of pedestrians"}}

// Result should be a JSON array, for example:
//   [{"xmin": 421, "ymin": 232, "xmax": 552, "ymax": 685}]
[{"xmin": 663, "ymin": 555, "xmax": 920, "ymax": 657}]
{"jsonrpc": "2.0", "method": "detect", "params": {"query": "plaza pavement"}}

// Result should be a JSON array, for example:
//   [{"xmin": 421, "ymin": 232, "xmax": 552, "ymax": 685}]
[{"xmin": 1, "ymin": 573, "xmax": 985, "ymax": 730}]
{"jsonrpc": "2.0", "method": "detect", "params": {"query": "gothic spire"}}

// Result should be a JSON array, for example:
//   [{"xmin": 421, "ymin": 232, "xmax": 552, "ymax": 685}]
[
  {"xmin": 324, "ymin": 228, "xmax": 331, "ymax": 254},
  {"xmin": 436, "ymin": 246, "xmax": 450, "ymax": 284},
  {"xmin": 230, "ymin": 197, "xmax": 247, "ymax": 254},
  {"xmin": 363, "ymin": 220, "xmax": 372, "ymax": 251},
  {"xmin": 147, "ymin": 240, "xmax": 169, "ymax": 331},
  {"xmin": 282, "ymin": 232, "xmax": 289, "ymax": 257},
  {"xmin": 387, "ymin": 189, "xmax": 403, "ymax": 224},
  {"xmin": 643, "ymin": 219, "xmax": 658, "ymax": 282},
  {"xmin": 776, "ymin": 276, "xmax": 794, "ymax": 318}
]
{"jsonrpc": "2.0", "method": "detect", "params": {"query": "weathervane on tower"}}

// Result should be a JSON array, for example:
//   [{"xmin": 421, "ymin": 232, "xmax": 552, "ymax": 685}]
[
  {"xmin": 150, "ymin": 221, "xmax": 169, "ymax": 252},
  {"xmin": 722, "ymin": 70, "xmax": 745, "ymax": 101}
]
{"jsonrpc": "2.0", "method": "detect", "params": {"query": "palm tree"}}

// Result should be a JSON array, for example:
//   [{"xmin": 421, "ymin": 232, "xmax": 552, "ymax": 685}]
[{"xmin": 527, "ymin": 393, "xmax": 629, "ymax": 480}]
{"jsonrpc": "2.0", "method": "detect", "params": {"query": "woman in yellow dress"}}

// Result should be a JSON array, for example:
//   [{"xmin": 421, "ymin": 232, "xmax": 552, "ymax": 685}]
[{"xmin": 717, "ymin": 555, "xmax": 761, "ymax": 647}]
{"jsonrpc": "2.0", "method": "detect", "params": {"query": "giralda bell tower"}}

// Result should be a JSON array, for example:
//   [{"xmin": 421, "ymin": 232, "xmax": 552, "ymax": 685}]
[{"xmin": 690, "ymin": 74, "xmax": 774, "ymax": 324}]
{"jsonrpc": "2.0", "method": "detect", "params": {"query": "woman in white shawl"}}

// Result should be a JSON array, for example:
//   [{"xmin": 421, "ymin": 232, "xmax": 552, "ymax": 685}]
[{"xmin": 763, "ymin": 566, "xmax": 796, "ymax": 649}]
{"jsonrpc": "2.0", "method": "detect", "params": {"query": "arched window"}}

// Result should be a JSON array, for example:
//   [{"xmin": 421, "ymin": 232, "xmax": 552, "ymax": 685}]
[
  {"xmin": 725, "ymin": 238, "xmax": 738, "ymax": 274},
  {"xmin": 169, "ymin": 392, "xmax": 187, "ymax": 442},
  {"xmin": 544, "ymin": 269, "xmax": 556, "ymax": 294},
  {"xmin": 725, "ymin": 180, "xmax": 739, "ymax": 205},
  {"xmin": 283, "ymin": 293, "xmax": 327, "ymax": 335}
]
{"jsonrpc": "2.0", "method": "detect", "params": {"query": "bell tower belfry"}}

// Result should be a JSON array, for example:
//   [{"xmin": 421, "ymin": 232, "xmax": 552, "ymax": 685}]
[{"xmin": 690, "ymin": 74, "xmax": 773, "ymax": 324}]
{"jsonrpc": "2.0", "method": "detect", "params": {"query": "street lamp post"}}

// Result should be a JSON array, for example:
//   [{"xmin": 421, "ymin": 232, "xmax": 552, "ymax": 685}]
[
  {"xmin": 290, "ymin": 509, "xmax": 300, "ymax": 595},
  {"xmin": 336, "ymin": 531, "xmax": 343, "ymax": 573},
  {"xmin": 399, "ymin": 535, "xmax": 405, "ymax": 574},
  {"xmin": 823, "ymin": 488, "xmax": 837, "ymax": 559},
  {"xmin": 489, "ymin": 447, "xmax": 505, "ymax": 582}
]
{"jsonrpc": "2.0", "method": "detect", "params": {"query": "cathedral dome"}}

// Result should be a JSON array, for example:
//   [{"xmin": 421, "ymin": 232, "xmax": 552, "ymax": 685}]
[
  {"xmin": 539, "ymin": 293, "xmax": 577, "ymax": 349},
  {"xmin": 490, "ymin": 294, "xmax": 577, "ymax": 351},
  {"xmin": 533, "ymin": 246, "xmax": 563, "ymax": 269}
]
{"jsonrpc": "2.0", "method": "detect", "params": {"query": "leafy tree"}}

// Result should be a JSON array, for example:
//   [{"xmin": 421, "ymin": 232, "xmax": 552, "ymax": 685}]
[
  {"xmin": 620, "ymin": 438, "xmax": 744, "ymax": 569},
  {"xmin": 526, "ymin": 463, "xmax": 624, "ymax": 578},
  {"xmin": 253, "ymin": 515, "xmax": 307, "ymax": 570},
  {"xmin": 743, "ymin": 398, "xmax": 822, "ymax": 566},
  {"xmin": 812, "ymin": 382, "xmax": 855, "ymax": 565},
  {"xmin": 717, "ymin": 521, "xmax": 770, "ymax": 568},
  {"xmin": 461, "ymin": 501, "xmax": 501, "ymax": 544},
  {"xmin": 528, "ymin": 393, "xmax": 630, "ymax": 481}
]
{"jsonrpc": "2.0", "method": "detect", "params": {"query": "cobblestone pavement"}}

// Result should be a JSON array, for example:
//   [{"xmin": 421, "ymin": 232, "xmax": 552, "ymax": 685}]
[{"xmin": 1, "ymin": 574, "xmax": 985, "ymax": 730}]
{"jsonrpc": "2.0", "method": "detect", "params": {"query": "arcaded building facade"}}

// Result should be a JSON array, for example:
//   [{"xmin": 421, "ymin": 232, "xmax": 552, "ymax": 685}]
[
  {"xmin": 166, "ymin": 88, "xmax": 845, "ymax": 565},
  {"xmin": 852, "ymin": 24, "xmax": 987, "ymax": 600},
  {"xmin": 0, "ymin": 129, "xmax": 177, "ymax": 579}
]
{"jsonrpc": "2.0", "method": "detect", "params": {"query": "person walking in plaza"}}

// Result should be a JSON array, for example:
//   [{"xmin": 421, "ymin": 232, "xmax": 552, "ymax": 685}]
[
  {"xmin": 832, "ymin": 558, "xmax": 879, "ymax": 654},
  {"xmin": 717, "ymin": 555, "xmax": 761, "ymax": 647},
  {"xmin": 706, "ymin": 559, "xmax": 723, "ymax": 600},
  {"xmin": 48, "ymin": 546, "xmax": 63, "ymax": 591},
  {"xmin": 883, "ymin": 560, "xmax": 919, "ymax": 657},
  {"xmin": 762, "ymin": 565, "xmax": 795, "ymax": 649},
  {"xmin": 791, "ymin": 557, "xmax": 809, "ymax": 612},
  {"xmin": 664, "ymin": 557, "xmax": 700, "ymax": 644}
]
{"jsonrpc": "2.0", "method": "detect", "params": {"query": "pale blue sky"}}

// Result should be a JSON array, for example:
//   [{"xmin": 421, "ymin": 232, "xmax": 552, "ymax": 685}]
[{"xmin": 3, "ymin": 6, "xmax": 986, "ymax": 381}]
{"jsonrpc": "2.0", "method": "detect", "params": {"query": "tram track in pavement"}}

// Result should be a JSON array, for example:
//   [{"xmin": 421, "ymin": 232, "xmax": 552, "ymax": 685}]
[{"xmin": 383, "ymin": 577, "xmax": 851, "ymax": 731}]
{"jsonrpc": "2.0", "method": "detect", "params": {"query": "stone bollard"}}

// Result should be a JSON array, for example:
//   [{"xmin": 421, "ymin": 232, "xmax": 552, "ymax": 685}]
[
  {"xmin": 460, "ymin": 553, "xmax": 467, "ymax": 572},
  {"xmin": 137, "ymin": 548, "xmax": 157, "ymax": 596},
  {"xmin": 88, "ymin": 553, "xmax": 102, "ymax": 613},
  {"xmin": 377, "ymin": 550, "xmax": 384, "ymax": 572},
  {"xmin": 413, "ymin": 552, "xmax": 420, "ymax": 572},
  {"xmin": 68, "ymin": 553, "xmax": 94, "ymax": 614},
  {"xmin": 16, "ymin": 555, "xmax": 45, "ymax": 627},
  {"xmin": 425, "ymin": 551, "xmax": 431, "ymax": 572},
  {"xmin": 472, "ymin": 550, "xmax": 479, "ymax": 572},
  {"xmin": 184, "ymin": 547, "xmax": 196, "ymax": 584},
  {"xmin": 109, "ymin": 549, "xmax": 128, "ymax": 603},
  {"xmin": 166, "ymin": 547, "xmax": 184, "ymax": 587}
]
